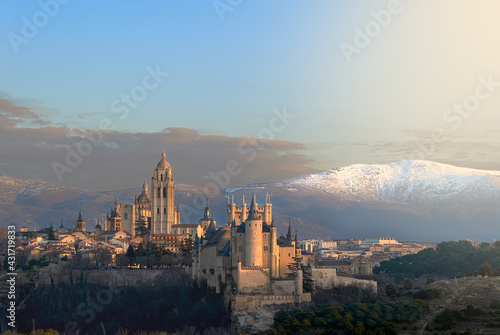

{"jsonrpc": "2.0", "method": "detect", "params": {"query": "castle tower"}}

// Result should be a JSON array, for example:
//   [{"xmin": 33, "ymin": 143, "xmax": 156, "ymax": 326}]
[
  {"xmin": 263, "ymin": 192, "xmax": 272, "ymax": 224},
  {"xmin": 241, "ymin": 195, "xmax": 247, "ymax": 222},
  {"xmin": 270, "ymin": 219, "xmax": 279, "ymax": 277},
  {"xmin": 151, "ymin": 150, "xmax": 175, "ymax": 234},
  {"xmin": 226, "ymin": 195, "xmax": 236, "ymax": 226},
  {"xmin": 295, "ymin": 230, "xmax": 301, "ymax": 258},
  {"xmin": 295, "ymin": 263, "xmax": 303, "ymax": 296},
  {"xmin": 244, "ymin": 196, "xmax": 263, "ymax": 267},
  {"xmin": 75, "ymin": 210, "xmax": 86, "ymax": 232}
]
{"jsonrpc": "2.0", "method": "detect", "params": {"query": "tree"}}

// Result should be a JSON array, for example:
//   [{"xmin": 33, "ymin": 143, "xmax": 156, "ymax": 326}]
[
  {"xmin": 47, "ymin": 226, "xmax": 56, "ymax": 240},
  {"xmin": 403, "ymin": 278, "xmax": 414, "ymax": 290},
  {"xmin": 479, "ymin": 263, "xmax": 492, "ymax": 277},
  {"xmin": 286, "ymin": 256, "xmax": 303, "ymax": 277},
  {"xmin": 385, "ymin": 283, "xmax": 399, "ymax": 297},
  {"xmin": 181, "ymin": 236, "xmax": 193, "ymax": 255},
  {"xmin": 302, "ymin": 265, "xmax": 314, "ymax": 293},
  {"xmin": 126, "ymin": 245, "xmax": 136, "ymax": 267},
  {"xmin": 135, "ymin": 217, "xmax": 150, "ymax": 237}
]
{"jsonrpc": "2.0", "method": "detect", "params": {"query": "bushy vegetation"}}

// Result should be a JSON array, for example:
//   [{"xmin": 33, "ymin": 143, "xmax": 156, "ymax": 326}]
[
  {"xmin": 433, "ymin": 305, "xmax": 484, "ymax": 330},
  {"xmin": 270, "ymin": 300, "xmax": 429, "ymax": 334},
  {"xmin": 14, "ymin": 281, "xmax": 230, "ymax": 335},
  {"xmin": 375, "ymin": 241, "xmax": 500, "ymax": 280}
]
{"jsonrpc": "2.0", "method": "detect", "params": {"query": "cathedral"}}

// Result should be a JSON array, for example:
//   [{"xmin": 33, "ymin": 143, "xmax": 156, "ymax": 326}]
[
  {"xmin": 100, "ymin": 151, "xmax": 309, "ymax": 302},
  {"xmin": 102, "ymin": 151, "xmax": 203, "ymax": 240}
]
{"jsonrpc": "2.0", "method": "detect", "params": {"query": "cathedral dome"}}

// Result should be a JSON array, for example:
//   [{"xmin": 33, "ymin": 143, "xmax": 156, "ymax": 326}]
[
  {"xmin": 157, "ymin": 150, "xmax": 170, "ymax": 169},
  {"xmin": 137, "ymin": 193, "xmax": 150, "ymax": 203}
]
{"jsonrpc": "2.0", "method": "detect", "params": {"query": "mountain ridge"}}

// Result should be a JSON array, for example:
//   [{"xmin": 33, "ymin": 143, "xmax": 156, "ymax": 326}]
[{"xmin": 1, "ymin": 160, "xmax": 499, "ymax": 241}]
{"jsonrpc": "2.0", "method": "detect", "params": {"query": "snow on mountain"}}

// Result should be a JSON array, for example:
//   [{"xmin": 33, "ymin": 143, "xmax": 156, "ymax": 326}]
[{"xmin": 226, "ymin": 161, "xmax": 500, "ymax": 207}]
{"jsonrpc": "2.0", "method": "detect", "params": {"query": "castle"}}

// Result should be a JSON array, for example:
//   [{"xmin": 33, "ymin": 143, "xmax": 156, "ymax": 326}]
[
  {"xmin": 98, "ymin": 151, "xmax": 310, "ymax": 301},
  {"xmin": 193, "ymin": 194, "xmax": 311, "ymax": 308}
]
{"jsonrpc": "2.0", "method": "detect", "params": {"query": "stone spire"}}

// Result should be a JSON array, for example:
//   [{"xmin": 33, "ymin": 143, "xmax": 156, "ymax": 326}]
[
  {"xmin": 203, "ymin": 199, "xmax": 210, "ymax": 219},
  {"xmin": 142, "ymin": 178, "xmax": 149, "ymax": 194},
  {"xmin": 247, "ymin": 195, "xmax": 259, "ymax": 220},
  {"xmin": 77, "ymin": 210, "xmax": 84, "ymax": 222},
  {"xmin": 286, "ymin": 222, "xmax": 293, "ymax": 241},
  {"xmin": 295, "ymin": 230, "xmax": 300, "ymax": 249}
]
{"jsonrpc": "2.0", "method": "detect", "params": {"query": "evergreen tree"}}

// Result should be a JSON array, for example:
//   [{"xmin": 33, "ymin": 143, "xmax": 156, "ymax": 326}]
[
  {"xmin": 126, "ymin": 245, "xmax": 136, "ymax": 267},
  {"xmin": 47, "ymin": 226, "xmax": 56, "ymax": 240},
  {"xmin": 135, "ymin": 217, "xmax": 150, "ymax": 236}
]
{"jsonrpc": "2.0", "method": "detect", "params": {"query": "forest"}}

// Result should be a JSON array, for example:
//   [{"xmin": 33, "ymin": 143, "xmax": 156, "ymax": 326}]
[{"xmin": 375, "ymin": 240, "xmax": 500, "ymax": 281}]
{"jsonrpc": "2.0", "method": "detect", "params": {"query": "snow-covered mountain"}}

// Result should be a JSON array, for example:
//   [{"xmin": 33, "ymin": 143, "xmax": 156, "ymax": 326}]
[
  {"xmin": 226, "ymin": 160, "xmax": 500, "ymax": 208},
  {"xmin": 1, "ymin": 160, "xmax": 499, "ymax": 241}
]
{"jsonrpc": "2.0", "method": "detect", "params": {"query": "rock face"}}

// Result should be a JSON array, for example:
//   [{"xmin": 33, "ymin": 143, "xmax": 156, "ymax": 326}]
[{"xmin": 38, "ymin": 267, "xmax": 188, "ymax": 287}]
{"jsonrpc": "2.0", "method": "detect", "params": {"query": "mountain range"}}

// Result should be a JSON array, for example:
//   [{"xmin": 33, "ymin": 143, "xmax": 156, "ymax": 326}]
[{"xmin": 1, "ymin": 160, "xmax": 499, "ymax": 241}]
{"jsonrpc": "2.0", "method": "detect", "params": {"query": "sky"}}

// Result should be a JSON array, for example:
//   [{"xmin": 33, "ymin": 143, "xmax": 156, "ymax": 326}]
[{"xmin": 1, "ymin": 0, "xmax": 500, "ymax": 191}]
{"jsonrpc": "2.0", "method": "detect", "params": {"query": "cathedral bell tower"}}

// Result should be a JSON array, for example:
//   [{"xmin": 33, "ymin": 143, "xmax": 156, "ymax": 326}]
[{"xmin": 151, "ymin": 150, "xmax": 175, "ymax": 234}]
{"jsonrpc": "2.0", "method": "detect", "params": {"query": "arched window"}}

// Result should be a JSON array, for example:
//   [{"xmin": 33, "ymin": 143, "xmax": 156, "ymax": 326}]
[
  {"xmin": 124, "ymin": 213, "xmax": 128, "ymax": 219},
  {"xmin": 161, "ymin": 174, "xmax": 163, "ymax": 181},
  {"xmin": 157, "ymin": 188, "xmax": 161, "ymax": 197},
  {"xmin": 164, "ymin": 208, "xmax": 166, "ymax": 214},
  {"xmin": 157, "ymin": 208, "xmax": 160, "ymax": 214},
  {"xmin": 163, "ymin": 187, "xmax": 166, "ymax": 197}
]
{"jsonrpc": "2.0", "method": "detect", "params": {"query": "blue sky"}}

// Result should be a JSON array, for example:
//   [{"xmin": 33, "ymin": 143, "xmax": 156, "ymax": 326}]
[{"xmin": 1, "ymin": 1, "xmax": 500, "ymax": 190}]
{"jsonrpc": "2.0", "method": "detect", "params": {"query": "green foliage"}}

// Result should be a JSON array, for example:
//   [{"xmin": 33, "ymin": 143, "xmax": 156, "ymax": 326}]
[
  {"xmin": 15, "ymin": 281, "xmax": 230, "ymax": 335},
  {"xmin": 385, "ymin": 283, "xmax": 398, "ymax": 298},
  {"xmin": 403, "ymin": 278, "xmax": 414, "ymax": 290},
  {"xmin": 479, "ymin": 262, "xmax": 493, "ymax": 277},
  {"xmin": 272, "ymin": 300, "xmax": 428, "ymax": 334},
  {"xmin": 490, "ymin": 299, "xmax": 500, "ymax": 309},
  {"xmin": 413, "ymin": 288, "xmax": 441, "ymax": 300},
  {"xmin": 375, "ymin": 241, "xmax": 500, "ymax": 280},
  {"xmin": 433, "ymin": 305, "xmax": 483, "ymax": 330}
]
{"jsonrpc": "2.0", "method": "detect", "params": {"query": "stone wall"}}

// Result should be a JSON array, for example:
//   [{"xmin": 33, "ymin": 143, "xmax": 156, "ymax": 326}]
[
  {"xmin": 271, "ymin": 278, "xmax": 295, "ymax": 295},
  {"xmin": 237, "ymin": 267, "xmax": 270, "ymax": 293},
  {"xmin": 312, "ymin": 267, "xmax": 377, "ymax": 295}
]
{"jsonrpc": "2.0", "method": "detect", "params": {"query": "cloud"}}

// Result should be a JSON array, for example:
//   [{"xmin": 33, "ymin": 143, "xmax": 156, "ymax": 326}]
[{"xmin": 0, "ymin": 97, "xmax": 319, "ymax": 191}]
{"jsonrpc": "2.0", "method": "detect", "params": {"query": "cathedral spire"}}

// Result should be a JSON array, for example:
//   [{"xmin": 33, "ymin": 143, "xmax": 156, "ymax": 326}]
[
  {"xmin": 142, "ymin": 178, "xmax": 149, "ymax": 194},
  {"xmin": 203, "ymin": 199, "xmax": 210, "ymax": 219}
]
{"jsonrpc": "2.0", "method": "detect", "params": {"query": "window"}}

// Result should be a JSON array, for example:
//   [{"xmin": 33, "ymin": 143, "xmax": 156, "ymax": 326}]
[
  {"xmin": 161, "ymin": 174, "xmax": 163, "ymax": 181},
  {"xmin": 163, "ymin": 188, "xmax": 166, "ymax": 197},
  {"xmin": 157, "ymin": 208, "xmax": 160, "ymax": 214},
  {"xmin": 164, "ymin": 208, "xmax": 166, "ymax": 214},
  {"xmin": 124, "ymin": 213, "xmax": 128, "ymax": 219},
  {"xmin": 157, "ymin": 188, "xmax": 161, "ymax": 197},
  {"xmin": 264, "ymin": 246, "xmax": 268, "ymax": 251}
]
